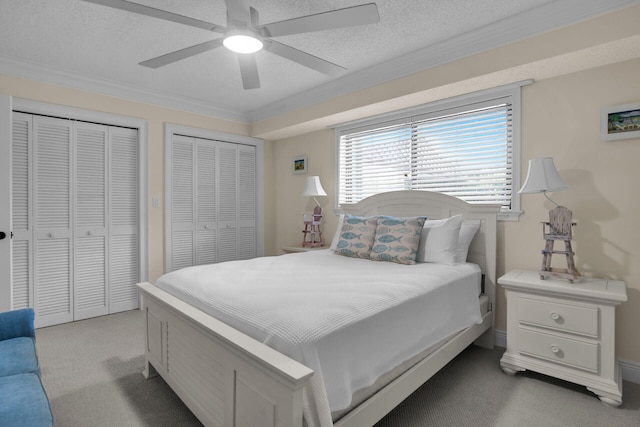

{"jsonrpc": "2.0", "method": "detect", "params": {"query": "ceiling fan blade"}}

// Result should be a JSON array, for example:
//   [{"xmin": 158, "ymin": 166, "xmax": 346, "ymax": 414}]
[
  {"xmin": 225, "ymin": 0, "xmax": 251, "ymax": 26},
  {"xmin": 265, "ymin": 41, "xmax": 346, "ymax": 78},
  {"xmin": 139, "ymin": 39, "xmax": 223, "ymax": 68},
  {"xmin": 260, "ymin": 3, "xmax": 379, "ymax": 37},
  {"xmin": 81, "ymin": 0, "xmax": 224, "ymax": 32},
  {"xmin": 238, "ymin": 55, "xmax": 261, "ymax": 90}
]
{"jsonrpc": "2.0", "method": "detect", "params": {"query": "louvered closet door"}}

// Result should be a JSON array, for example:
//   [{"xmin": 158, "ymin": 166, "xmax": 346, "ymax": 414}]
[
  {"xmin": 170, "ymin": 135, "xmax": 195, "ymax": 271},
  {"xmin": 169, "ymin": 136, "xmax": 218, "ymax": 270},
  {"xmin": 10, "ymin": 113, "xmax": 139, "ymax": 326},
  {"xmin": 11, "ymin": 113, "xmax": 33, "ymax": 310},
  {"xmin": 33, "ymin": 116, "xmax": 74, "ymax": 327},
  {"xmin": 109, "ymin": 127, "xmax": 139, "ymax": 313},
  {"xmin": 237, "ymin": 145, "xmax": 256, "ymax": 260},
  {"xmin": 74, "ymin": 122, "xmax": 108, "ymax": 320},
  {"xmin": 217, "ymin": 144, "xmax": 238, "ymax": 263},
  {"xmin": 196, "ymin": 141, "xmax": 217, "ymax": 266},
  {"xmin": 168, "ymin": 135, "xmax": 257, "ymax": 271}
]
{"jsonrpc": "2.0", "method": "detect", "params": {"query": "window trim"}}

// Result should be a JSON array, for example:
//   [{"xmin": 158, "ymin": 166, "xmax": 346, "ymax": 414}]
[{"xmin": 332, "ymin": 80, "xmax": 531, "ymax": 221}]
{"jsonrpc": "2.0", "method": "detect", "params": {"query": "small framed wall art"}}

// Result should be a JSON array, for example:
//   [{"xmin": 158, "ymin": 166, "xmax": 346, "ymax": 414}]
[
  {"xmin": 293, "ymin": 155, "xmax": 308, "ymax": 174},
  {"xmin": 601, "ymin": 102, "xmax": 640, "ymax": 141}
]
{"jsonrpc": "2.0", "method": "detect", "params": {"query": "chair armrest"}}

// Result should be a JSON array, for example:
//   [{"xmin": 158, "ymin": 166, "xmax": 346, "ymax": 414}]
[{"xmin": 0, "ymin": 308, "xmax": 35, "ymax": 341}]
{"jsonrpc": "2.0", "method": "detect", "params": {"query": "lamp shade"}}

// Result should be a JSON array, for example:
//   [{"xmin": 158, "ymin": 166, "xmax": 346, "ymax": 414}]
[
  {"xmin": 301, "ymin": 176, "xmax": 327, "ymax": 197},
  {"xmin": 519, "ymin": 157, "xmax": 568, "ymax": 194}
]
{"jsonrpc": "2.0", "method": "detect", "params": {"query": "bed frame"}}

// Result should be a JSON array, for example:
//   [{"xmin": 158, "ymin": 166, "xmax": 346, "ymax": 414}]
[{"xmin": 138, "ymin": 190, "xmax": 500, "ymax": 427}]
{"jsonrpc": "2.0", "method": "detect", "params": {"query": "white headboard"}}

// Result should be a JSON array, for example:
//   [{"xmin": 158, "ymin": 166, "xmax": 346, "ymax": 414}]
[{"xmin": 340, "ymin": 190, "xmax": 500, "ymax": 323}]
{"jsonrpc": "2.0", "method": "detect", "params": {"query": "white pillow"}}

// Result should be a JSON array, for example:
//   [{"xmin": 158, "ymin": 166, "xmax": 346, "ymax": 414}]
[
  {"xmin": 416, "ymin": 214, "xmax": 463, "ymax": 264},
  {"xmin": 456, "ymin": 220, "xmax": 481, "ymax": 263},
  {"xmin": 329, "ymin": 214, "xmax": 345, "ymax": 251}
]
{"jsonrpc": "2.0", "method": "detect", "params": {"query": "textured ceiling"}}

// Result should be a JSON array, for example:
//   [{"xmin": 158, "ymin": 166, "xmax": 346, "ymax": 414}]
[{"xmin": 0, "ymin": 0, "xmax": 637, "ymax": 123}]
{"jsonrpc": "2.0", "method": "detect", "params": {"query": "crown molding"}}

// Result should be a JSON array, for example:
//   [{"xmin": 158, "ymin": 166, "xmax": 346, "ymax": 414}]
[
  {"xmin": 249, "ymin": 0, "xmax": 640, "ymax": 123},
  {"xmin": 0, "ymin": 55, "xmax": 250, "ymax": 124},
  {"xmin": 1, "ymin": 0, "xmax": 637, "ymax": 126}
]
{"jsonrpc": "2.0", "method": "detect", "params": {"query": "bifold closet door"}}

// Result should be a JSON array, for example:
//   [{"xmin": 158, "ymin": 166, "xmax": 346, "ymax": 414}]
[
  {"xmin": 109, "ymin": 127, "xmax": 139, "ymax": 313},
  {"xmin": 11, "ymin": 113, "xmax": 139, "ymax": 327},
  {"xmin": 218, "ymin": 143, "xmax": 257, "ymax": 262},
  {"xmin": 237, "ymin": 144, "xmax": 256, "ymax": 260},
  {"xmin": 168, "ymin": 135, "xmax": 256, "ymax": 272},
  {"xmin": 11, "ymin": 113, "xmax": 35, "ymax": 312},
  {"xmin": 169, "ymin": 136, "xmax": 218, "ymax": 271},
  {"xmin": 74, "ymin": 122, "xmax": 108, "ymax": 321},
  {"xmin": 33, "ymin": 116, "xmax": 75, "ymax": 327}
]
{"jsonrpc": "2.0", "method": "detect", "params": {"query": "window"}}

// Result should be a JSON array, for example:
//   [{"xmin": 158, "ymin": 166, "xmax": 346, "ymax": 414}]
[{"xmin": 335, "ymin": 84, "xmax": 525, "ymax": 220}]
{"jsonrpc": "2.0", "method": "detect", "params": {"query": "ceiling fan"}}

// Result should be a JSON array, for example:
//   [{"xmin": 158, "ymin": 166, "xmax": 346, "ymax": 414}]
[{"xmin": 82, "ymin": 0, "xmax": 380, "ymax": 89}]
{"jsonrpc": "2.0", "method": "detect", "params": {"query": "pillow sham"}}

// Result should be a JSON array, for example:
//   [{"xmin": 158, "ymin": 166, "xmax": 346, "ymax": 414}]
[
  {"xmin": 329, "ymin": 214, "xmax": 345, "ymax": 251},
  {"xmin": 369, "ymin": 216, "xmax": 427, "ymax": 265},
  {"xmin": 416, "ymin": 214, "xmax": 463, "ymax": 265},
  {"xmin": 334, "ymin": 215, "xmax": 378, "ymax": 259},
  {"xmin": 456, "ymin": 220, "xmax": 481, "ymax": 263}
]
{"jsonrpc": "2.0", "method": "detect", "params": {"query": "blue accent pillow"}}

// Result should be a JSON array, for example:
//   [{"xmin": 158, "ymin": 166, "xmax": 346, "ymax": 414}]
[
  {"xmin": 369, "ymin": 216, "xmax": 427, "ymax": 264},
  {"xmin": 334, "ymin": 215, "xmax": 378, "ymax": 259}
]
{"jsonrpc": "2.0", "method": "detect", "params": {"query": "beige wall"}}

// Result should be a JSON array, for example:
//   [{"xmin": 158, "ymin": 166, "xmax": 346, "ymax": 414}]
[
  {"xmin": 270, "ymin": 58, "xmax": 640, "ymax": 364},
  {"xmin": 1, "ymin": 3, "xmax": 638, "ymax": 367},
  {"xmin": 0, "ymin": 74, "xmax": 251, "ymax": 283}
]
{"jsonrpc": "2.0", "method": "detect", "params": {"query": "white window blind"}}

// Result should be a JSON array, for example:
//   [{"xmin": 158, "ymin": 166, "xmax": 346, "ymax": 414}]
[{"xmin": 339, "ymin": 98, "xmax": 513, "ymax": 209}]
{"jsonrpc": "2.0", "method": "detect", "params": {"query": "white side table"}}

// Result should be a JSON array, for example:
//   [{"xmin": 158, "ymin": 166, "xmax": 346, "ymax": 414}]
[{"xmin": 499, "ymin": 269, "xmax": 627, "ymax": 406}]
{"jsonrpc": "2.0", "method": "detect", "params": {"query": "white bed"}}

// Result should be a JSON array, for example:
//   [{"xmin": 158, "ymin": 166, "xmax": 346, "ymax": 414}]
[{"xmin": 138, "ymin": 190, "xmax": 500, "ymax": 427}]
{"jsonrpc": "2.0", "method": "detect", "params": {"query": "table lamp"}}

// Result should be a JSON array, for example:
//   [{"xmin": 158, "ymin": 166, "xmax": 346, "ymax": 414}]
[
  {"xmin": 301, "ymin": 176, "xmax": 327, "ymax": 247},
  {"xmin": 519, "ymin": 157, "xmax": 578, "ymax": 282}
]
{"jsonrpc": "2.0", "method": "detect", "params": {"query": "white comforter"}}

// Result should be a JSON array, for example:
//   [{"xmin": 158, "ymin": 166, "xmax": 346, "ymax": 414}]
[{"xmin": 155, "ymin": 250, "xmax": 482, "ymax": 427}]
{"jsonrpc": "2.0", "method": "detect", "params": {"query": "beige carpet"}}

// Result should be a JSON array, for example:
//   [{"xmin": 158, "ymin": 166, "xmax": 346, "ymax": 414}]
[{"xmin": 35, "ymin": 310, "xmax": 639, "ymax": 426}]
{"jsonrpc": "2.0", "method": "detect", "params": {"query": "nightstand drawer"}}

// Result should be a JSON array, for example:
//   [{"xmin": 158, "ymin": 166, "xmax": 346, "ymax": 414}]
[
  {"xmin": 518, "ymin": 297, "xmax": 598, "ymax": 338},
  {"xmin": 519, "ymin": 328, "xmax": 599, "ymax": 373}
]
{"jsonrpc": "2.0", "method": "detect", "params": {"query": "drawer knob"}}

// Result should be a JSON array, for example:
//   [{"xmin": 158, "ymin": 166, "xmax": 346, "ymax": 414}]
[
  {"xmin": 549, "ymin": 311, "xmax": 560, "ymax": 321},
  {"xmin": 550, "ymin": 344, "xmax": 560, "ymax": 354}
]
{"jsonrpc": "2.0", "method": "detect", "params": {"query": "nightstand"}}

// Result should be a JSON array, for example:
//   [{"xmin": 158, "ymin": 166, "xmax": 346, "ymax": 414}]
[
  {"xmin": 281, "ymin": 246, "xmax": 326, "ymax": 254},
  {"xmin": 499, "ymin": 269, "xmax": 627, "ymax": 406}
]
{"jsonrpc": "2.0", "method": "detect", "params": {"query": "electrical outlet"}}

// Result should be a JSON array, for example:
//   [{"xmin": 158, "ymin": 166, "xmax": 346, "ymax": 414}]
[{"xmin": 152, "ymin": 196, "xmax": 160, "ymax": 208}]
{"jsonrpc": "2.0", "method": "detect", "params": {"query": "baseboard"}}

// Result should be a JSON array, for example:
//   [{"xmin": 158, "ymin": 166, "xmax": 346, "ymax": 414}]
[
  {"xmin": 492, "ymin": 329, "xmax": 639, "ymax": 384},
  {"xmin": 494, "ymin": 329, "xmax": 506, "ymax": 349},
  {"xmin": 620, "ymin": 359, "xmax": 640, "ymax": 384}
]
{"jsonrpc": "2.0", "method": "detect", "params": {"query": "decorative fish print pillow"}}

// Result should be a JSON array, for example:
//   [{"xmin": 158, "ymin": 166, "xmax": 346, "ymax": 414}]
[
  {"xmin": 334, "ymin": 215, "xmax": 378, "ymax": 259},
  {"xmin": 369, "ymin": 216, "xmax": 427, "ymax": 265}
]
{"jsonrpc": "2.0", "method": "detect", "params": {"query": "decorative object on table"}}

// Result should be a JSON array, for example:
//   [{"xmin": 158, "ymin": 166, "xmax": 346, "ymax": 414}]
[
  {"xmin": 519, "ymin": 157, "xmax": 579, "ymax": 282},
  {"xmin": 292, "ymin": 155, "xmax": 308, "ymax": 174},
  {"xmin": 301, "ymin": 176, "xmax": 327, "ymax": 247},
  {"xmin": 601, "ymin": 102, "xmax": 640, "ymax": 141}
]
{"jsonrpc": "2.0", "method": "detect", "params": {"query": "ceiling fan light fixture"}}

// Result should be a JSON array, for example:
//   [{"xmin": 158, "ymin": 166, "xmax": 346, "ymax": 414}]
[{"xmin": 223, "ymin": 29, "xmax": 263, "ymax": 54}]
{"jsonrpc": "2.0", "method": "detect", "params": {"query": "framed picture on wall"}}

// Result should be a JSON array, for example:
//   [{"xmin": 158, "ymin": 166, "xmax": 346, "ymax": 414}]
[
  {"xmin": 601, "ymin": 102, "xmax": 640, "ymax": 141},
  {"xmin": 293, "ymin": 155, "xmax": 307, "ymax": 174}
]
